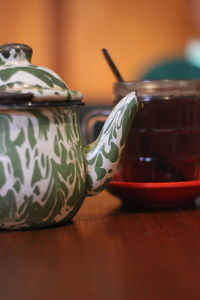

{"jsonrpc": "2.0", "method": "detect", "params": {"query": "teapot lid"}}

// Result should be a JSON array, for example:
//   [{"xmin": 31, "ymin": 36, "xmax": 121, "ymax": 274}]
[{"xmin": 0, "ymin": 43, "xmax": 83, "ymax": 108}]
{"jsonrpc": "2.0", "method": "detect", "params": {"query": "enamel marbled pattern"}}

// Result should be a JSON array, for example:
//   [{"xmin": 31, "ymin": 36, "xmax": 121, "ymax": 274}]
[{"xmin": 0, "ymin": 108, "xmax": 86, "ymax": 228}]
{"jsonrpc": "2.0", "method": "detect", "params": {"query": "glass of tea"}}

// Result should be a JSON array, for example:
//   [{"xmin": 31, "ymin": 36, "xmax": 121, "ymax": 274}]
[{"xmin": 114, "ymin": 80, "xmax": 200, "ymax": 182}]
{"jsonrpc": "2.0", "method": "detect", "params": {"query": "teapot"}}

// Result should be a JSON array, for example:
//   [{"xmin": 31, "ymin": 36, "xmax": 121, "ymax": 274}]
[{"xmin": 0, "ymin": 43, "xmax": 138, "ymax": 229}]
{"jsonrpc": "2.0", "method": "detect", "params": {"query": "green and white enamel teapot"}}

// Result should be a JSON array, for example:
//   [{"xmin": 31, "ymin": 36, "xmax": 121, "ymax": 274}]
[{"xmin": 0, "ymin": 43, "xmax": 138, "ymax": 229}]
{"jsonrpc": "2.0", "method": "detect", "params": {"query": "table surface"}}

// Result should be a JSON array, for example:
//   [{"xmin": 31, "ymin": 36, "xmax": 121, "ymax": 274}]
[{"xmin": 1, "ymin": 190, "xmax": 200, "ymax": 300}]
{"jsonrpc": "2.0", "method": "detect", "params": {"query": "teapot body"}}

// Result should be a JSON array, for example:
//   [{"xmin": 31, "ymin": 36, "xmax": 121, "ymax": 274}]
[{"xmin": 0, "ymin": 107, "xmax": 86, "ymax": 229}]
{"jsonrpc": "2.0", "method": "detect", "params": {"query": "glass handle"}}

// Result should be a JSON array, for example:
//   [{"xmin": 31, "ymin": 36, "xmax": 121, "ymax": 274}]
[{"xmin": 81, "ymin": 109, "xmax": 110, "ymax": 144}]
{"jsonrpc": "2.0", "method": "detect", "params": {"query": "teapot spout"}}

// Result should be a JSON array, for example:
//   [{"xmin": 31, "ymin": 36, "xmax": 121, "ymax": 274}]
[{"xmin": 85, "ymin": 92, "xmax": 138, "ymax": 195}]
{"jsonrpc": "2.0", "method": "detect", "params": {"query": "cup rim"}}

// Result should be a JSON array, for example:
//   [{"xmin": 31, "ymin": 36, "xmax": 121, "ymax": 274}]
[
  {"xmin": 114, "ymin": 79, "xmax": 200, "ymax": 85},
  {"xmin": 113, "ymin": 79, "xmax": 200, "ymax": 101}
]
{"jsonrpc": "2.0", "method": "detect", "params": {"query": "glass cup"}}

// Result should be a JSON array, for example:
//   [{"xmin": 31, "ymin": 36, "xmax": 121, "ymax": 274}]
[
  {"xmin": 115, "ymin": 80, "xmax": 200, "ymax": 182},
  {"xmin": 83, "ymin": 80, "xmax": 200, "ymax": 182}
]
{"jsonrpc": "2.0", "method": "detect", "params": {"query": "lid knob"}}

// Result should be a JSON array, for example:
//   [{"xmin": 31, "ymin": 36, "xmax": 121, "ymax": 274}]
[{"xmin": 0, "ymin": 43, "xmax": 33, "ymax": 64}]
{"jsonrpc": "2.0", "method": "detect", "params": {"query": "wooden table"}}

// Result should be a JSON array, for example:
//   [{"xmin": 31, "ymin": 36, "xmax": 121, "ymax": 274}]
[{"xmin": 1, "ymin": 190, "xmax": 200, "ymax": 300}]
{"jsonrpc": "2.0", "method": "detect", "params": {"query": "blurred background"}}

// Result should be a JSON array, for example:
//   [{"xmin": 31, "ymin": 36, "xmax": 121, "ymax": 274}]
[{"xmin": 0, "ymin": 0, "xmax": 199, "ymax": 104}]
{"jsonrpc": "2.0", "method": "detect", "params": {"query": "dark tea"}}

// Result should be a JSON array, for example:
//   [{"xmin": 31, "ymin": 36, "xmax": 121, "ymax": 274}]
[{"xmin": 114, "ymin": 80, "xmax": 200, "ymax": 182}]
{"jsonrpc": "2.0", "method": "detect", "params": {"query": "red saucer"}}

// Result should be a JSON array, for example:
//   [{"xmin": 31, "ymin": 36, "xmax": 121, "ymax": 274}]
[{"xmin": 107, "ymin": 179, "xmax": 200, "ymax": 207}]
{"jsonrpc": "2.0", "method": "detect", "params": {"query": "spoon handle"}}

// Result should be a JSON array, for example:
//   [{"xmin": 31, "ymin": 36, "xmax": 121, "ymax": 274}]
[{"xmin": 102, "ymin": 48, "xmax": 124, "ymax": 82}]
